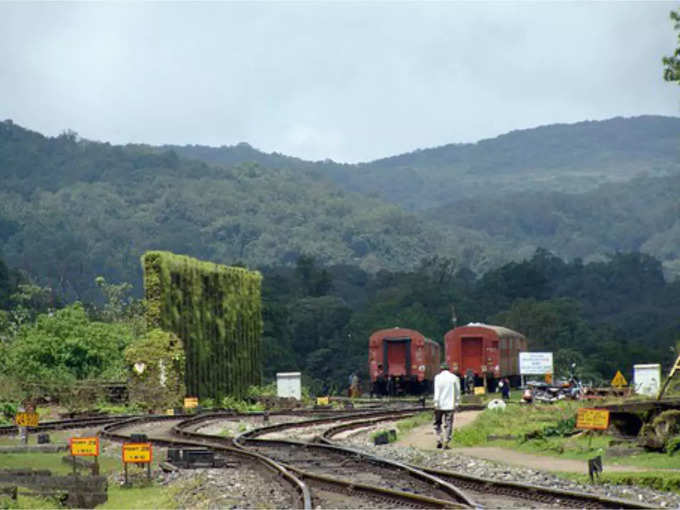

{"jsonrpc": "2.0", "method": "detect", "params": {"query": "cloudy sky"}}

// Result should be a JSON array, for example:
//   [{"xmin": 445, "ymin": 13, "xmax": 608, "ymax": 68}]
[{"xmin": 1, "ymin": 1, "xmax": 678, "ymax": 162}]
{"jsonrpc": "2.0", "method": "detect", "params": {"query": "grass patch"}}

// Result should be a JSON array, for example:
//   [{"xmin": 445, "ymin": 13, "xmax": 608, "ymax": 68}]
[
  {"xmin": 101, "ymin": 484, "xmax": 178, "ymax": 509},
  {"xmin": 452, "ymin": 401, "xmax": 582, "ymax": 446},
  {"xmin": 452, "ymin": 399, "xmax": 680, "ymax": 474},
  {"xmin": 0, "ymin": 494, "xmax": 59, "ymax": 509},
  {"xmin": 395, "ymin": 412, "xmax": 432, "ymax": 438},
  {"xmin": 563, "ymin": 471, "xmax": 680, "ymax": 493},
  {"xmin": 0, "ymin": 450, "xmax": 179, "ymax": 509},
  {"xmin": 0, "ymin": 452, "xmax": 120, "ymax": 475}
]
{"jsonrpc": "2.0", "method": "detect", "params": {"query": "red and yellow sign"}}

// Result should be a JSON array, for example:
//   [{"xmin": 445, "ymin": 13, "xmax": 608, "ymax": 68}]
[
  {"xmin": 70, "ymin": 437, "xmax": 99, "ymax": 457},
  {"xmin": 576, "ymin": 408, "xmax": 610, "ymax": 430},
  {"xmin": 15, "ymin": 412, "xmax": 39, "ymax": 427},
  {"xmin": 122, "ymin": 442, "xmax": 152, "ymax": 463},
  {"xmin": 184, "ymin": 397, "xmax": 199, "ymax": 409}
]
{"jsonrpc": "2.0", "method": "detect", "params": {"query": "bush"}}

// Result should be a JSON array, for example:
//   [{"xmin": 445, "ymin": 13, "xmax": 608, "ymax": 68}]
[{"xmin": 125, "ymin": 329, "xmax": 185, "ymax": 411}]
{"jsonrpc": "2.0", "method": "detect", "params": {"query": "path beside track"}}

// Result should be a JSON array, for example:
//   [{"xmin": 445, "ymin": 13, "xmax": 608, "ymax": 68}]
[{"xmin": 396, "ymin": 410, "xmax": 649, "ymax": 473}]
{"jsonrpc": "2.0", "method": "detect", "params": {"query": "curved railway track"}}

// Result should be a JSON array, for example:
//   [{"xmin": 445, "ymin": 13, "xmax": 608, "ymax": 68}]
[
  {"xmin": 319, "ymin": 412, "xmax": 658, "ymax": 509},
  {"xmin": 173, "ymin": 411, "xmax": 474, "ymax": 508},
  {"xmin": 1, "ymin": 408, "xmax": 662, "ymax": 508},
  {"xmin": 99, "ymin": 413, "xmax": 311, "ymax": 509}
]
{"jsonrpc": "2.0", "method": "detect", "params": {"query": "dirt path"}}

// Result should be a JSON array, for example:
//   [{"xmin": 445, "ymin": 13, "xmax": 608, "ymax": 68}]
[{"xmin": 396, "ymin": 411, "xmax": 647, "ymax": 473}]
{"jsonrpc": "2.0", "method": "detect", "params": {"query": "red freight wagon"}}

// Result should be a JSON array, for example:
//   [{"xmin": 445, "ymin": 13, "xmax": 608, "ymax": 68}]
[
  {"xmin": 368, "ymin": 327, "xmax": 441, "ymax": 396},
  {"xmin": 444, "ymin": 323, "xmax": 527, "ymax": 390}
]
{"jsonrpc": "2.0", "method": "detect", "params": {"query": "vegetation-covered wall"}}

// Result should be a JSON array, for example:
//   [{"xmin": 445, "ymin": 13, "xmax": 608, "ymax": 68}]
[{"xmin": 142, "ymin": 251, "xmax": 262, "ymax": 400}]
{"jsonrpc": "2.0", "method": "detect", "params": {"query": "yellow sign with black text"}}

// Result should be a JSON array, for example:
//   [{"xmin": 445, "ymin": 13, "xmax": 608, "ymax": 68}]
[
  {"xmin": 70, "ymin": 437, "xmax": 99, "ymax": 456},
  {"xmin": 316, "ymin": 396, "xmax": 329, "ymax": 406},
  {"xmin": 576, "ymin": 408, "xmax": 610, "ymax": 430},
  {"xmin": 611, "ymin": 370, "xmax": 628, "ymax": 388},
  {"xmin": 15, "ymin": 412, "xmax": 39, "ymax": 427},
  {"xmin": 122, "ymin": 442, "xmax": 152, "ymax": 463},
  {"xmin": 184, "ymin": 397, "xmax": 199, "ymax": 409}
]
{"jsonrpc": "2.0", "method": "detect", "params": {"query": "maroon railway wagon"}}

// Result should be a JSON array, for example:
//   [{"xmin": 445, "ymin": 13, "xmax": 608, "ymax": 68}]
[
  {"xmin": 444, "ymin": 323, "xmax": 527, "ymax": 391},
  {"xmin": 368, "ymin": 327, "xmax": 441, "ymax": 396}
]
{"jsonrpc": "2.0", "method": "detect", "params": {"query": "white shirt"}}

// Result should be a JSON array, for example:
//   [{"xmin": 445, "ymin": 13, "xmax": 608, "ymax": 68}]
[{"xmin": 433, "ymin": 370, "xmax": 461, "ymax": 411}]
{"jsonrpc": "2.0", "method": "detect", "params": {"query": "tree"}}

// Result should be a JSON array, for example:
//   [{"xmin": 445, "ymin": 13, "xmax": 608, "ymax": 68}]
[
  {"xmin": 663, "ymin": 10, "xmax": 680, "ymax": 83},
  {"xmin": 5, "ymin": 303, "xmax": 134, "ymax": 396}
]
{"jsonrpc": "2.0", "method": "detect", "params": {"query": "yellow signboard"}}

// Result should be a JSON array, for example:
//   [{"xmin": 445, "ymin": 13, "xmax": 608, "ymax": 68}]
[
  {"xmin": 316, "ymin": 396, "xmax": 329, "ymax": 406},
  {"xmin": 122, "ymin": 442, "xmax": 152, "ymax": 463},
  {"xmin": 15, "ymin": 412, "xmax": 39, "ymax": 427},
  {"xmin": 474, "ymin": 386, "xmax": 486, "ymax": 395},
  {"xmin": 576, "ymin": 408, "xmax": 610, "ymax": 430},
  {"xmin": 70, "ymin": 437, "xmax": 99, "ymax": 456},
  {"xmin": 184, "ymin": 397, "xmax": 199, "ymax": 409},
  {"xmin": 611, "ymin": 370, "xmax": 628, "ymax": 388}
]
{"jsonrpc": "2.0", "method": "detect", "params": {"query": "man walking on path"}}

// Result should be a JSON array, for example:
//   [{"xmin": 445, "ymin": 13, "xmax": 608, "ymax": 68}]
[{"xmin": 433, "ymin": 362, "xmax": 461, "ymax": 449}]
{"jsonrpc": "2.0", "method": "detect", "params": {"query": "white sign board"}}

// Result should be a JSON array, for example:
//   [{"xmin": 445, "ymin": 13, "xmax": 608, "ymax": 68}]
[
  {"xmin": 276, "ymin": 372, "xmax": 302, "ymax": 400},
  {"xmin": 634, "ymin": 364, "xmax": 661, "ymax": 396},
  {"xmin": 519, "ymin": 352, "xmax": 553, "ymax": 375}
]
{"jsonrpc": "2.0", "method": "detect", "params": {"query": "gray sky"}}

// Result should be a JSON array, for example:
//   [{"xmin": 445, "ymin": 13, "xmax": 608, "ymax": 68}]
[{"xmin": 1, "ymin": 1, "xmax": 678, "ymax": 162}]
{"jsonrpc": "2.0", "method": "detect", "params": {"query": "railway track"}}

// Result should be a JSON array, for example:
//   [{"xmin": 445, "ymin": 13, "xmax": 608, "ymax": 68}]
[
  {"xmin": 100, "ymin": 413, "xmax": 311, "ymax": 509},
  {"xmin": 172, "ymin": 411, "xmax": 475, "ymax": 508},
  {"xmin": 0, "ymin": 415, "xmax": 133, "ymax": 436},
  {"xmin": 2, "ymin": 407, "xmax": 662, "ymax": 508},
  {"xmin": 319, "ymin": 412, "xmax": 658, "ymax": 509}
]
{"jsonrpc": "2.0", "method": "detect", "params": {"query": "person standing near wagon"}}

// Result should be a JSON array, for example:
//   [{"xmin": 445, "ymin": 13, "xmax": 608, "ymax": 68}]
[{"xmin": 433, "ymin": 362, "xmax": 461, "ymax": 449}]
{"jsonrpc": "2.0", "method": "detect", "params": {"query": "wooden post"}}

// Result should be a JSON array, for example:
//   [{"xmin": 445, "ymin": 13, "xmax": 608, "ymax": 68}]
[
  {"xmin": 72, "ymin": 454, "xmax": 77, "ymax": 477},
  {"xmin": 124, "ymin": 463, "xmax": 128, "ymax": 486}
]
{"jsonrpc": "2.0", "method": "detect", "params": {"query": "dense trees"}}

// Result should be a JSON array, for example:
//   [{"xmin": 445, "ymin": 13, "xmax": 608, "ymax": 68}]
[
  {"xmin": 3, "ymin": 116, "xmax": 680, "ymax": 303},
  {"xmin": 2, "ymin": 303, "xmax": 135, "ymax": 397},
  {"xmin": 257, "ymin": 250, "xmax": 680, "ymax": 391},
  {"xmin": 0, "ymin": 120, "xmax": 491, "ymax": 302},
  {"xmin": 1, "ymin": 244, "xmax": 678, "ymax": 399}
]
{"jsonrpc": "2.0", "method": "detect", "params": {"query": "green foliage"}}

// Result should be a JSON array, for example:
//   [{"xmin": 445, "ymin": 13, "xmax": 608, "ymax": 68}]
[
  {"xmin": 0, "ymin": 401, "xmax": 17, "ymax": 425},
  {"xmin": 529, "ymin": 416, "xmax": 576, "ymax": 440},
  {"xmin": 663, "ymin": 10, "xmax": 680, "ymax": 84},
  {"xmin": 395, "ymin": 412, "xmax": 432, "ymax": 438},
  {"xmin": 124, "ymin": 328, "xmax": 186, "ymax": 410},
  {"xmin": 4, "ymin": 303, "xmax": 134, "ymax": 398},
  {"xmin": 568, "ymin": 471, "xmax": 680, "ymax": 494},
  {"xmin": 246, "ymin": 383, "xmax": 278, "ymax": 399},
  {"xmin": 221, "ymin": 395, "xmax": 263, "ymax": 412},
  {"xmin": 665, "ymin": 436, "xmax": 680, "ymax": 456},
  {"xmin": 453, "ymin": 401, "xmax": 581, "ymax": 447},
  {"xmin": 142, "ymin": 251, "xmax": 262, "ymax": 400}
]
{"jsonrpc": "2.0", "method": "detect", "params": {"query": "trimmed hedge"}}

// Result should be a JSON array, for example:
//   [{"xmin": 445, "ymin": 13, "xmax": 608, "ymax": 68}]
[{"xmin": 141, "ymin": 251, "xmax": 262, "ymax": 399}]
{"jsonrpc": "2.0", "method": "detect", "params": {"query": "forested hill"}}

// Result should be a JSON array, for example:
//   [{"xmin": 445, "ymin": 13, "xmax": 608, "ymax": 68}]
[
  {"xmin": 167, "ymin": 116, "xmax": 680, "ymax": 210},
  {"xmin": 0, "ymin": 120, "xmax": 494, "ymax": 302},
  {"xmin": 425, "ymin": 172, "xmax": 680, "ymax": 278},
  {"xmin": 165, "ymin": 115, "xmax": 680, "ymax": 278}
]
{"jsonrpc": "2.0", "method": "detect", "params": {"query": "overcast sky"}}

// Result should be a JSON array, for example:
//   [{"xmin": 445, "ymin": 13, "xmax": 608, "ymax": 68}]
[{"xmin": 1, "ymin": 2, "xmax": 678, "ymax": 162}]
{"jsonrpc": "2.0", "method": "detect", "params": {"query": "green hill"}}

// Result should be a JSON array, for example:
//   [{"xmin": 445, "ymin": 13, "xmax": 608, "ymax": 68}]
[
  {"xmin": 167, "ymin": 115, "xmax": 680, "ymax": 277},
  {"xmin": 2, "ymin": 114, "xmax": 680, "ymax": 303},
  {"xmin": 169, "ymin": 116, "xmax": 680, "ymax": 210},
  {"xmin": 0, "ymin": 120, "xmax": 493, "ymax": 301}
]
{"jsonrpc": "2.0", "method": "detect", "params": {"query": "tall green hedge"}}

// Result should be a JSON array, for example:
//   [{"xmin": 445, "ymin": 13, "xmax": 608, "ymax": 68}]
[{"xmin": 142, "ymin": 251, "xmax": 262, "ymax": 400}]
